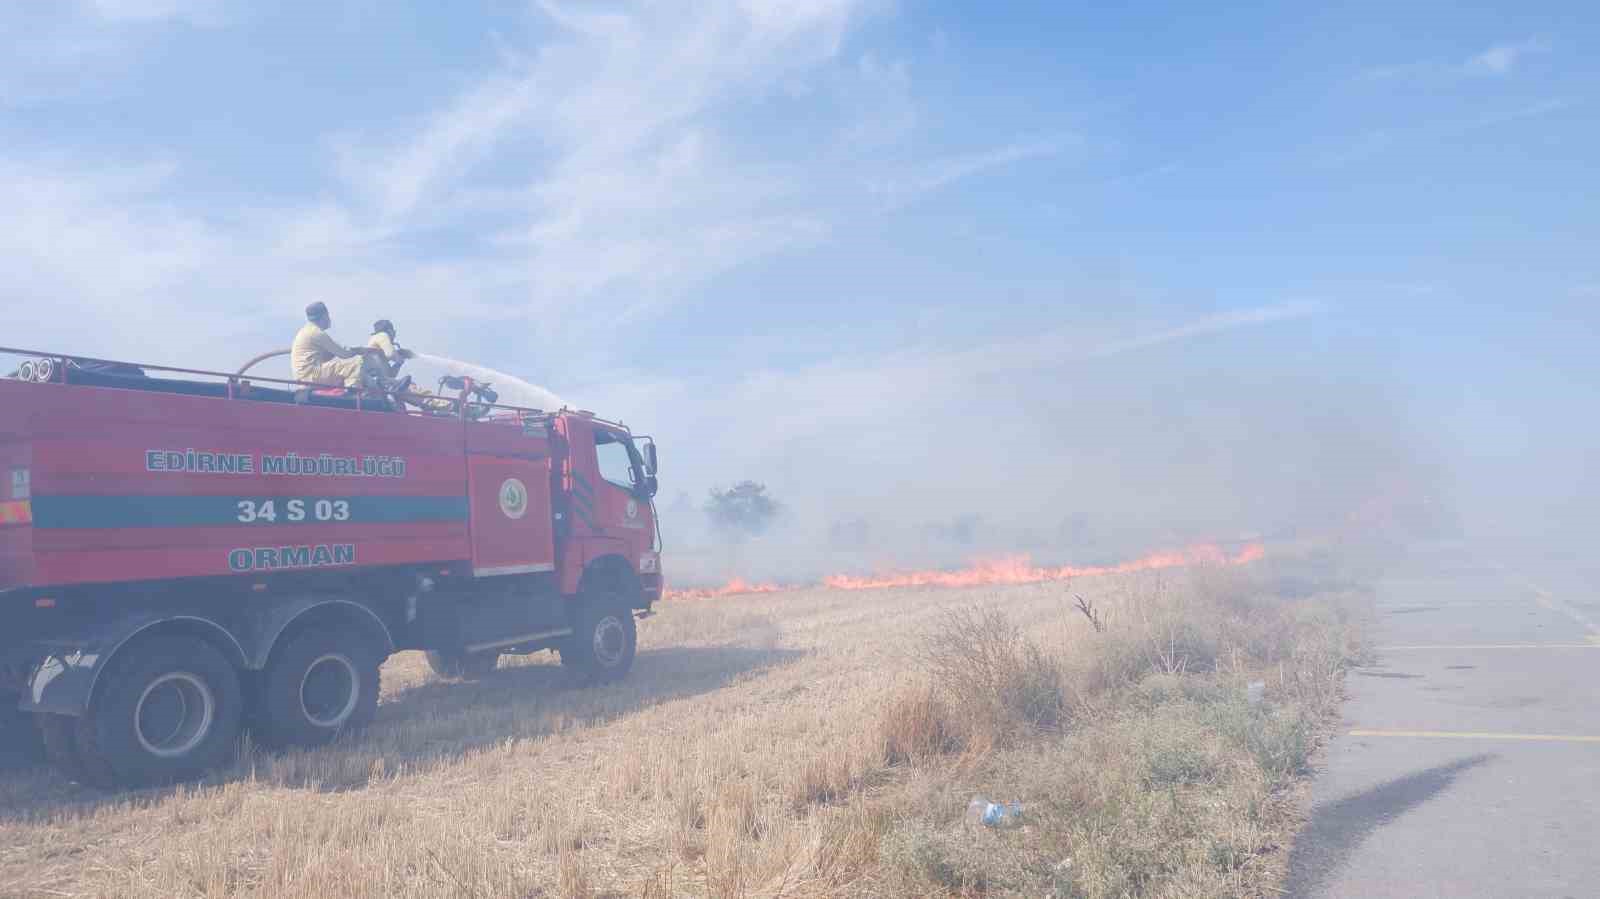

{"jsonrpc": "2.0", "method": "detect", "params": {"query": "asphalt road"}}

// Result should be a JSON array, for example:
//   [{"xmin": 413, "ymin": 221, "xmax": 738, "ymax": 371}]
[{"xmin": 1287, "ymin": 547, "xmax": 1600, "ymax": 899}]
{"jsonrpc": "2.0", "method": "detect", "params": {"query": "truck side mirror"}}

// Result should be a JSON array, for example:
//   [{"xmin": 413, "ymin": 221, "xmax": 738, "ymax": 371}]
[{"xmin": 643, "ymin": 442, "xmax": 658, "ymax": 475}]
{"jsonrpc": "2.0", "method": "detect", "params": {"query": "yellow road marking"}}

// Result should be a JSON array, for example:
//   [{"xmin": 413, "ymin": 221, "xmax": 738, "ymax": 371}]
[
  {"xmin": 1351, "ymin": 729, "xmax": 1600, "ymax": 744},
  {"xmin": 1379, "ymin": 643, "xmax": 1600, "ymax": 650}
]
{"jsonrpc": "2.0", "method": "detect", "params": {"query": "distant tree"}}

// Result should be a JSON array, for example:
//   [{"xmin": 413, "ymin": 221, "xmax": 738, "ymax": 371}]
[{"xmin": 705, "ymin": 481, "xmax": 781, "ymax": 540}]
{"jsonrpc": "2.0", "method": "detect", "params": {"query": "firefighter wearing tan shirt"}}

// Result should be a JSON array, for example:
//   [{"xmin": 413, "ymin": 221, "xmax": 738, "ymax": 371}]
[
  {"xmin": 291, "ymin": 302, "xmax": 391, "ymax": 390},
  {"xmin": 366, "ymin": 319, "xmax": 413, "ymax": 377},
  {"xmin": 369, "ymin": 320, "xmax": 453, "ymax": 413}
]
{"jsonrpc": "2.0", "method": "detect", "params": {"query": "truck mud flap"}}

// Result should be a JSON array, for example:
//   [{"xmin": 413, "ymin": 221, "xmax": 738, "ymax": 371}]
[
  {"xmin": 17, "ymin": 610, "xmax": 248, "ymax": 717},
  {"xmin": 18, "ymin": 648, "xmax": 101, "ymax": 717}
]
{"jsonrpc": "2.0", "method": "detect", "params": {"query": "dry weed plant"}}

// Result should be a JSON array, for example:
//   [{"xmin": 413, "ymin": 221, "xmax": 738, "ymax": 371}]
[{"xmin": 0, "ymin": 551, "xmax": 1368, "ymax": 898}]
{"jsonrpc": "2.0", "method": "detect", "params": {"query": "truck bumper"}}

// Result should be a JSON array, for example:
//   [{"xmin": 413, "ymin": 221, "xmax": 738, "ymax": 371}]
[{"xmin": 640, "ymin": 572, "xmax": 663, "ymax": 605}]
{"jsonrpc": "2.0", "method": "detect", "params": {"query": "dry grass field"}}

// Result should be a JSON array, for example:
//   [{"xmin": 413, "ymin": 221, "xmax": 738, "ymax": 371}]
[{"xmin": 0, "ymin": 551, "xmax": 1369, "ymax": 898}]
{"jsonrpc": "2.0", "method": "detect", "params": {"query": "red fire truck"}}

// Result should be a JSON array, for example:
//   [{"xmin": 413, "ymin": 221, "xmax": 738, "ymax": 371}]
[{"xmin": 0, "ymin": 347, "xmax": 662, "ymax": 787}]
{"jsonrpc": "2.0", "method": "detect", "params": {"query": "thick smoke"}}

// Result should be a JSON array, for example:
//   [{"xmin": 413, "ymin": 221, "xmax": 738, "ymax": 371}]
[{"xmin": 576, "ymin": 310, "xmax": 1454, "ymax": 587}]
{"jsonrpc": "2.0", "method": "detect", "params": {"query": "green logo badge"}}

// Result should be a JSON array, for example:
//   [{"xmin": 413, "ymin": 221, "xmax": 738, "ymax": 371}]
[{"xmin": 499, "ymin": 478, "xmax": 528, "ymax": 520}]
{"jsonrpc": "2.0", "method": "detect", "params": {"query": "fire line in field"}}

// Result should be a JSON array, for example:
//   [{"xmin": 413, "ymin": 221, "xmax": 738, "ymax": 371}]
[
  {"xmin": 663, "ymin": 542, "xmax": 1265, "ymax": 601},
  {"xmin": 665, "ymin": 577, "xmax": 786, "ymax": 601}
]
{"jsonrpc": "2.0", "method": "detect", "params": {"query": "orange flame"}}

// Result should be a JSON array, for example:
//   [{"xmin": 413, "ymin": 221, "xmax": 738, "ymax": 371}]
[
  {"xmin": 663, "ymin": 577, "xmax": 785, "ymax": 602},
  {"xmin": 822, "ymin": 543, "xmax": 1263, "ymax": 590},
  {"xmin": 664, "ymin": 542, "xmax": 1265, "ymax": 601}
]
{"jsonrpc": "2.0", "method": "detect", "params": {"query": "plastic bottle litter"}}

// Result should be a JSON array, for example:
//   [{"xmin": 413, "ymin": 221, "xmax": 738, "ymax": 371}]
[
  {"xmin": 965, "ymin": 796, "xmax": 986, "ymax": 826},
  {"xmin": 966, "ymin": 796, "xmax": 1024, "ymax": 828},
  {"xmin": 1246, "ymin": 681, "xmax": 1266, "ymax": 705}
]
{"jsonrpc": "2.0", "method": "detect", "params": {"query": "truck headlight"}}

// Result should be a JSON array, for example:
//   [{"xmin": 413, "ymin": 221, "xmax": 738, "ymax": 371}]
[{"xmin": 639, "ymin": 553, "xmax": 659, "ymax": 574}]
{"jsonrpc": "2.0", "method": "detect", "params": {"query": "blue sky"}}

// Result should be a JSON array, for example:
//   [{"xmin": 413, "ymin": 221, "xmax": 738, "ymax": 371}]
[{"xmin": 3, "ymin": 1, "xmax": 1596, "ymax": 568}]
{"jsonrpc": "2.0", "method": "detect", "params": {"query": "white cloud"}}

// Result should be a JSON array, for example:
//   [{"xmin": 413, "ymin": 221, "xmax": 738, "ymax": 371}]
[
  {"xmin": 868, "ymin": 137, "xmax": 1072, "ymax": 208},
  {"xmin": 1467, "ymin": 39, "xmax": 1546, "ymax": 75},
  {"xmin": 0, "ymin": 1, "xmax": 1078, "ymax": 373},
  {"xmin": 322, "ymin": 2, "xmax": 872, "ymax": 328},
  {"xmin": 836, "ymin": 52, "xmax": 917, "ymax": 150},
  {"xmin": 317, "ymin": 0, "xmax": 1061, "ymax": 347},
  {"xmin": 1356, "ymin": 37, "xmax": 1549, "ymax": 84},
  {"xmin": 0, "ymin": 152, "xmax": 524, "ymax": 371},
  {"xmin": 0, "ymin": 0, "xmax": 224, "ymax": 105},
  {"xmin": 340, "ymin": 71, "xmax": 541, "ymax": 221},
  {"xmin": 0, "ymin": 154, "xmax": 469, "ymax": 375},
  {"xmin": 3, "ymin": 1, "xmax": 892, "ymax": 362},
  {"xmin": 0, "ymin": 159, "xmax": 223, "ymax": 325}
]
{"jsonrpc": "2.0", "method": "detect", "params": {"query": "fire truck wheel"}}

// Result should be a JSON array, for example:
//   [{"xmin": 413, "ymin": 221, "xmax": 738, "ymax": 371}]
[
  {"xmin": 560, "ymin": 600, "xmax": 637, "ymax": 684},
  {"xmin": 35, "ymin": 713, "xmax": 89, "ymax": 783},
  {"xmin": 74, "ymin": 636, "xmax": 243, "ymax": 789},
  {"xmin": 424, "ymin": 650, "xmax": 500, "ymax": 680},
  {"xmin": 257, "ymin": 630, "xmax": 380, "ymax": 749}
]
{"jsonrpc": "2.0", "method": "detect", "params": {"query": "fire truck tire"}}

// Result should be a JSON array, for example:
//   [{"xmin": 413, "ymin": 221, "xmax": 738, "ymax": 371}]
[
  {"xmin": 36, "ymin": 713, "xmax": 89, "ymax": 783},
  {"xmin": 424, "ymin": 650, "xmax": 500, "ymax": 680},
  {"xmin": 560, "ymin": 600, "xmax": 637, "ymax": 684},
  {"xmin": 73, "ymin": 636, "xmax": 243, "ymax": 789},
  {"xmin": 257, "ymin": 630, "xmax": 381, "ymax": 748}
]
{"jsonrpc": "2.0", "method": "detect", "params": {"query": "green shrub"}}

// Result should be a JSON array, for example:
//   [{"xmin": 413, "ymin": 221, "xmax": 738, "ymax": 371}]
[
  {"xmin": 1142, "ymin": 739, "xmax": 1220, "ymax": 788},
  {"xmin": 919, "ymin": 606, "xmax": 1068, "ymax": 746},
  {"xmin": 1132, "ymin": 672, "xmax": 1229, "ymax": 709},
  {"xmin": 1207, "ymin": 700, "xmax": 1316, "ymax": 784},
  {"xmin": 1246, "ymin": 710, "xmax": 1316, "ymax": 782}
]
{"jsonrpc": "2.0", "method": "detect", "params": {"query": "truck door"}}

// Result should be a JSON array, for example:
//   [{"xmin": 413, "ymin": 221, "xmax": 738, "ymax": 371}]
[
  {"xmin": 464, "ymin": 419, "xmax": 555, "ymax": 578},
  {"xmin": 558, "ymin": 416, "xmax": 651, "ymax": 555},
  {"xmin": 591, "ymin": 428, "xmax": 651, "ymax": 541}
]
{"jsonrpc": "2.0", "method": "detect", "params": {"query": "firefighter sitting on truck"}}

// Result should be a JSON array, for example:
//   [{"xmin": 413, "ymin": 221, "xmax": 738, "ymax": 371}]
[
  {"xmin": 366, "ymin": 320, "xmax": 455, "ymax": 414},
  {"xmin": 291, "ymin": 302, "xmax": 409, "ymax": 394},
  {"xmin": 366, "ymin": 319, "xmax": 414, "ymax": 378}
]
